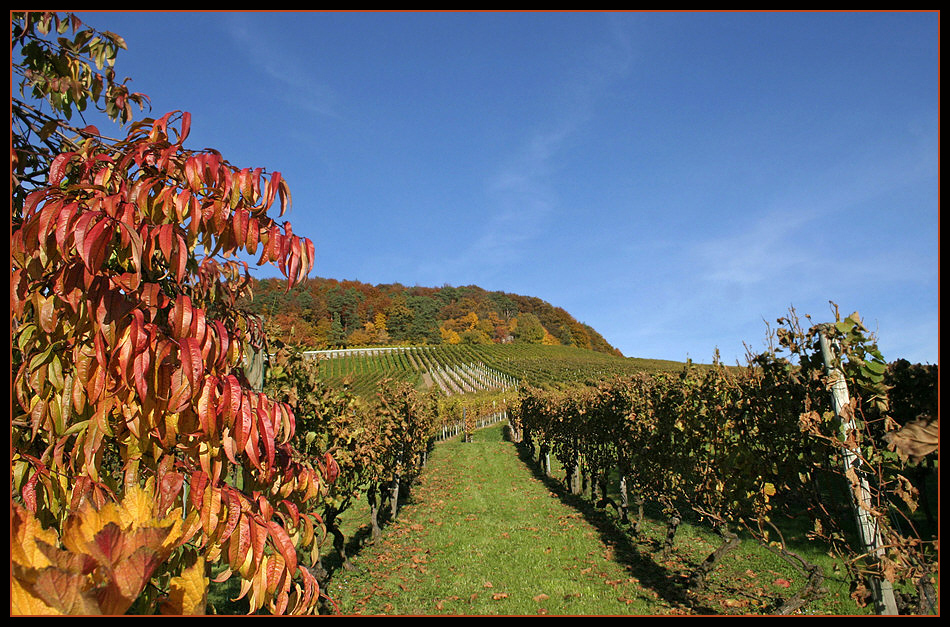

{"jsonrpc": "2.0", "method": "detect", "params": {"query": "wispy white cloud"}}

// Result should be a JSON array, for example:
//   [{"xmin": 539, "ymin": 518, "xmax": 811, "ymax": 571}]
[
  {"xmin": 223, "ymin": 14, "xmax": 340, "ymax": 118},
  {"xmin": 437, "ymin": 17, "xmax": 637, "ymax": 285},
  {"xmin": 694, "ymin": 209, "xmax": 820, "ymax": 287}
]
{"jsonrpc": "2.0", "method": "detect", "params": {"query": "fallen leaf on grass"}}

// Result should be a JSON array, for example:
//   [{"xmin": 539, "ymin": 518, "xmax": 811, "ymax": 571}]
[
  {"xmin": 774, "ymin": 578, "xmax": 791, "ymax": 588},
  {"xmin": 492, "ymin": 593, "xmax": 509, "ymax": 601},
  {"xmin": 533, "ymin": 594, "xmax": 549, "ymax": 602}
]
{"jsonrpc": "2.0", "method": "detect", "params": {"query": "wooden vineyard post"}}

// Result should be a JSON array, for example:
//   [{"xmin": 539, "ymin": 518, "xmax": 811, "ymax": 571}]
[
  {"xmin": 818, "ymin": 325, "xmax": 899, "ymax": 615},
  {"xmin": 244, "ymin": 343, "xmax": 266, "ymax": 392}
]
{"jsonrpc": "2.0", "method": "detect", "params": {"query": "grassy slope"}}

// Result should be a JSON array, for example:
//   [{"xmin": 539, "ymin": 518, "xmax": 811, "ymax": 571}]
[{"xmin": 325, "ymin": 423, "xmax": 868, "ymax": 616}]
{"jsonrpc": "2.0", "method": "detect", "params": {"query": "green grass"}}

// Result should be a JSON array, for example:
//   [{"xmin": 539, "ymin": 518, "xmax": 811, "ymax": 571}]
[{"xmin": 323, "ymin": 423, "xmax": 870, "ymax": 616}]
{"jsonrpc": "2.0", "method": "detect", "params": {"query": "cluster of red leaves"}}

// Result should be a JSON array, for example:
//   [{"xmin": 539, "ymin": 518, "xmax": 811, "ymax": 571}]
[{"xmin": 11, "ymin": 112, "xmax": 328, "ymax": 614}]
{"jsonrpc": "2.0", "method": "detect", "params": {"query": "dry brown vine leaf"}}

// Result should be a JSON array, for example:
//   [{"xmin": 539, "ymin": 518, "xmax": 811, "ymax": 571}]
[{"xmin": 884, "ymin": 415, "xmax": 939, "ymax": 463}]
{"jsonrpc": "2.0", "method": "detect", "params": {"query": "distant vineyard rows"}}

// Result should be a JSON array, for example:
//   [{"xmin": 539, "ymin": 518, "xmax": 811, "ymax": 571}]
[{"xmin": 303, "ymin": 343, "xmax": 690, "ymax": 398}]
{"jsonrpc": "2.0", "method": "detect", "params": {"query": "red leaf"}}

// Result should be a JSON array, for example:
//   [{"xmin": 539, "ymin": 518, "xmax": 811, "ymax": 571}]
[
  {"xmin": 192, "ymin": 307, "xmax": 208, "ymax": 355},
  {"xmin": 178, "ymin": 337, "xmax": 203, "ymax": 396},
  {"xmin": 285, "ymin": 239, "xmax": 301, "ymax": 288},
  {"xmin": 235, "ymin": 396, "xmax": 253, "ymax": 457},
  {"xmin": 22, "ymin": 471, "xmax": 39, "ymax": 512},
  {"xmin": 263, "ymin": 171, "xmax": 281, "ymax": 210},
  {"xmin": 243, "ymin": 413, "xmax": 261, "ymax": 471},
  {"xmin": 219, "ymin": 487, "xmax": 243, "ymax": 545},
  {"xmin": 233, "ymin": 208, "xmax": 249, "ymax": 249},
  {"xmin": 157, "ymin": 223, "xmax": 174, "ymax": 263},
  {"xmin": 220, "ymin": 374, "xmax": 242, "ymax": 429},
  {"xmin": 177, "ymin": 112, "xmax": 191, "ymax": 145},
  {"xmin": 79, "ymin": 217, "xmax": 113, "ymax": 272},
  {"xmin": 248, "ymin": 517, "xmax": 268, "ymax": 570},
  {"xmin": 222, "ymin": 432, "xmax": 239, "ymax": 465},
  {"xmin": 257, "ymin": 405, "xmax": 276, "ymax": 471},
  {"xmin": 54, "ymin": 201, "xmax": 78, "ymax": 249},
  {"xmin": 246, "ymin": 216, "xmax": 260, "ymax": 255},
  {"xmin": 266, "ymin": 520, "xmax": 298, "ymax": 577},
  {"xmin": 173, "ymin": 190, "xmax": 192, "ymax": 223},
  {"xmin": 276, "ymin": 176, "xmax": 292, "ymax": 216},
  {"xmin": 49, "ymin": 151, "xmax": 76, "ymax": 185},
  {"xmin": 88, "ymin": 521, "xmax": 126, "ymax": 567},
  {"xmin": 324, "ymin": 452, "xmax": 340, "ymax": 484},
  {"xmin": 36, "ymin": 198, "xmax": 62, "ymax": 248},
  {"xmin": 188, "ymin": 197, "xmax": 203, "ymax": 239},
  {"xmin": 189, "ymin": 471, "xmax": 209, "ymax": 513},
  {"xmin": 173, "ymin": 232, "xmax": 188, "ymax": 282},
  {"xmin": 158, "ymin": 471, "xmax": 185, "ymax": 516},
  {"xmin": 279, "ymin": 500, "xmax": 300, "ymax": 528}
]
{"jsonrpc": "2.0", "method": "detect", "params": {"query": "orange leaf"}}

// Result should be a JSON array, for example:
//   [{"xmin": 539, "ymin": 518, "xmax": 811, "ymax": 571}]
[
  {"xmin": 196, "ymin": 376, "xmax": 218, "ymax": 437},
  {"xmin": 201, "ymin": 485, "xmax": 222, "ymax": 539},
  {"xmin": 169, "ymin": 294, "xmax": 192, "ymax": 340}
]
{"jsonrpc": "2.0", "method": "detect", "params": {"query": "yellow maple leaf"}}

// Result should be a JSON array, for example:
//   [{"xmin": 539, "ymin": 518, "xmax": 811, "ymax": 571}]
[
  {"xmin": 161, "ymin": 556, "xmax": 208, "ymax": 615},
  {"xmin": 11, "ymin": 504, "xmax": 59, "ymax": 570},
  {"xmin": 11, "ymin": 577, "xmax": 61, "ymax": 615}
]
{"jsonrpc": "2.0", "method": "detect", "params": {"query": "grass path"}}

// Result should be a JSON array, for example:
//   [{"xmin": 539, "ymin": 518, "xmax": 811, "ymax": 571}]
[
  {"xmin": 326, "ymin": 423, "xmax": 676, "ymax": 615},
  {"xmin": 324, "ymin": 423, "xmax": 864, "ymax": 616}
]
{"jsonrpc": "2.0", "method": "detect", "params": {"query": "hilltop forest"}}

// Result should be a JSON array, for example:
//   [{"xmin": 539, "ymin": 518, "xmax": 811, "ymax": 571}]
[{"xmin": 240, "ymin": 276, "xmax": 622, "ymax": 355}]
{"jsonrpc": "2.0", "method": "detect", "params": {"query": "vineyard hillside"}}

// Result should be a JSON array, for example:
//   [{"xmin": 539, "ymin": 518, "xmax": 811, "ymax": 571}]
[{"xmin": 307, "ymin": 343, "xmax": 690, "ymax": 398}]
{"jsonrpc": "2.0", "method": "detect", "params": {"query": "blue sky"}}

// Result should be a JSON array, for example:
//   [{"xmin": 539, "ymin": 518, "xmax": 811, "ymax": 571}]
[{"xmin": 72, "ymin": 11, "xmax": 939, "ymax": 364}]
